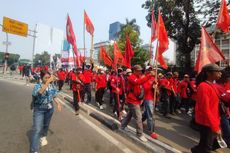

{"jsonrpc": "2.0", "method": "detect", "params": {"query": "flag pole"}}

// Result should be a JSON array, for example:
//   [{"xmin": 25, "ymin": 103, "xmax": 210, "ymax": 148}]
[
  {"xmin": 152, "ymin": 9, "xmax": 161, "ymax": 118},
  {"xmin": 83, "ymin": 10, "xmax": 86, "ymax": 62},
  {"xmin": 90, "ymin": 34, "xmax": 94, "ymax": 63}
]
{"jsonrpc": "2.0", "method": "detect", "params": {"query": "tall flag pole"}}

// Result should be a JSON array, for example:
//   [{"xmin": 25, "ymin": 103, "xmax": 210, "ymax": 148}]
[
  {"xmin": 83, "ymin": 11, "xmax": 86, "ymax": 61},
  {"xmin": 153, "ymin": 9, "xmax": 169, "ymax": 115},
  {"xmin": 195, "ymin": 27, "xmax": 225, "ymax": 73}
]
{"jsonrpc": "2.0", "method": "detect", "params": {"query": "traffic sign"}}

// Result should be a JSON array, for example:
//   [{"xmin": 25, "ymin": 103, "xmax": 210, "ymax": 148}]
[{"xmin": 2, "ymin": 17, "xmax": 28, "ymax": 37}]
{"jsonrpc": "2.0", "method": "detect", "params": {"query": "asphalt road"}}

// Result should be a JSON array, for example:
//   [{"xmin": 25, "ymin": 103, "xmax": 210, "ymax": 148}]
[{"xmin": 0, "ymin": 79, "xmax": 145, "ymax": 153}]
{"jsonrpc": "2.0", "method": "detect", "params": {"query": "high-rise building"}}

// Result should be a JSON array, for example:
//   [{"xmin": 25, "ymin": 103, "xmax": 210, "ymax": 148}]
[{"xmin": 109, "ymin": 22, "xmax": 122, "ymax": 41}]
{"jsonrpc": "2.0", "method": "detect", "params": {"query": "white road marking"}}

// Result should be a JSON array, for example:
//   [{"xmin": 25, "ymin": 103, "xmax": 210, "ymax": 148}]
[{"xmin": 56, "ymin": 98, "xmax": 134, "ymax": 153}]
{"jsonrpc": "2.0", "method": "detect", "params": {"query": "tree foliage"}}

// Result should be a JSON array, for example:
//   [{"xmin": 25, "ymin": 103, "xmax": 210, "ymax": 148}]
[
  {"xmin": 195, "ymin": 0, "xmax": 230, "ymax": 27},
  {"xmin": 34, "ymin": 51, "xmax": 50, "ymax": 67},
  {"xmin": 107, "ymin": 18, "xmax": 149, "ymax": 68},
  {"xmin": 142, "ymin": 0, "xmax": 201, "ymax": 73},
  {"xmin": 0, "ymin": 52, "xmax": 20, "ymax": 66}
]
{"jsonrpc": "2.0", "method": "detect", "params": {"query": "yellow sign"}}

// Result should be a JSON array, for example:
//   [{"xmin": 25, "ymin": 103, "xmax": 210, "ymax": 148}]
[{"xmin": 2, "ymin": 17, "xmax": 28, "ymax": 37}]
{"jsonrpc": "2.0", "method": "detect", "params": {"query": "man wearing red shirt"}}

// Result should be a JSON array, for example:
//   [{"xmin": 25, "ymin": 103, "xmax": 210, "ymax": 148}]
[
  {"xmin": 121, "ymin": 65, "xmax": 154, "ymax": 142},
  {"xmin": 110, "ymin": 70, "xmax": 125, "ymax": 120},
  {"xmin": 82, "ymin": 63, "xmax": 93, "ymax": 104},
  {"xmin": 95, "ymin": 70, "xmax": 107, "ymax": 110},
  {"xmin": 142, "ymin": 66, "xmax": 158, "ymax": 139},
  {"xmin": 191, "ymin": 64, "xmax": 222, "ymax": 153},
  {"xmin": 178, "ymin": 74, "xmax": 193, "ymax": 113},
  {"xmin": 57, "ymin": 68, "xmax": 66, "ymax": 91},
  {"xmin": 160, "ymin": 72, "xmax": 173, "ymax": 118},
  {"xmin": 71, "ymin": 68, "xmax": 85, "ymax": 115}
]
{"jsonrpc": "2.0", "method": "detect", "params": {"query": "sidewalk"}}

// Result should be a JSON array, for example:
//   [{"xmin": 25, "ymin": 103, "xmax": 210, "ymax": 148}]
[{"xmin": 59, "ymin": 85, "xmax": 198, "ymax": 153}]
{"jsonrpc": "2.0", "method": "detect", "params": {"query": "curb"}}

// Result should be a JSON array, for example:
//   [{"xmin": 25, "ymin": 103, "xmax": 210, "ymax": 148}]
[{"xmin": 60, "ymin": 92, "xmax": 181, "ymax": 153}]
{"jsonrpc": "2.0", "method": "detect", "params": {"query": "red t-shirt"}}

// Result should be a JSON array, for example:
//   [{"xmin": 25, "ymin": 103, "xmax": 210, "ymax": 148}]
[
  {"xmin": 57, "ymin": 71, "xmax": 66, "ymax": 81},
  {"xmin": 143, "ymin": 77, "xmax": 155, "ymax": 100},
  {"xmin": 83, "ymin": 70, "xmax": 93, "ymax": 84},
  {"xmin": 126, "ymin": 74, "xmax": 151, "ymax": 105},
  {"xmin": 195, "ymin": 82, "xmax": 220, "ymax": 132},
  {"xmin": 95, "ymin": 74, "xmax": 107, "ymax": 90}
]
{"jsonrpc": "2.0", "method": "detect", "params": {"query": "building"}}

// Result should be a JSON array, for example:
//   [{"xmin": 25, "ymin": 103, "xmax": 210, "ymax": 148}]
[
  {"xmin": 93, "ymin": 40, "xmax": 113, "ymax": 64},
  {"xmin": 191, "ymin": 28, "xmax": 230, "ymax": 68},
  {"xmin": 109, "ymin": 22, "xmax": 122, "ymax": 41}
]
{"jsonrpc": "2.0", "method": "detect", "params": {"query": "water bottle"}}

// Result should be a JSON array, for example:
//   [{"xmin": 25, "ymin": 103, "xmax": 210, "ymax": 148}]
[{"xmin": 217, "ymin": 135, "xmax": 227, "ymax": 148}]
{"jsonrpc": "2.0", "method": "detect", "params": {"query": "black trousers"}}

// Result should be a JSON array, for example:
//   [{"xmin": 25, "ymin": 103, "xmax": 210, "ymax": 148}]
[
  {"xmin": 73, "ymin": 91, "xmax": 80, "ymax": 111},
  {"xmin": 58, "ymin": 80, "xmax": 64, "ymax": 91},
  {"xmin": 191, "ymin": 125, "xmax": 217, "ymax": 153},
  {"xmin": 95, "ymin": 88, "xmax": 105, "ymax": 106},
  {"xmin": 161, "ymin": 95, "xmax": 170, "ymax": 116},
  {"xmin": 113, "ymin": 93, "xmax": 121, "ymax": 118},
  {"xmin": 81, "ymin": 84, "xmax": 91, "ymax": 103},
  {"xmin": 169, "ymin": 95, "xmax": 176, "ymax": 113}
]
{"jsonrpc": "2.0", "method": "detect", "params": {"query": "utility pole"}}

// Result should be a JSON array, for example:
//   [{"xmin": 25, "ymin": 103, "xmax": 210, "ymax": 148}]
[{"xmin": 31, "ymin": 24, "xmax": 37, "ymax": 68}]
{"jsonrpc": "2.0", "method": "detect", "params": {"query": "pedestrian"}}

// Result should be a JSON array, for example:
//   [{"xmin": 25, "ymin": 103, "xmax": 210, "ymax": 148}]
[
  {"xmin": 24, "ymin": 64, "xmax": 32, "ymax": 86},
  {"xmin": 95, "ymin": 69, "xmax": 107, "ymax": 109},
  {"xmin": 72, "ymin": 68, "xmax": 85, "ymax": 115},
  {"xmin": 121, "ymin": 65, "xmax": 154, "ymax": 142},
  {"xmin": 110, "ymin": 69, "xmax": 124, "ymax": 120},
  {"xmin": 191, "ymin": 64, "xmax": 222, "ymax": 153},
  {"xmin": 215, "ymin": 67, "xmax": 230, "ymax": 148},
  {"xmin": 159, "ymin": 72, "xmax": 173, "ymax": 118},
  {"xmin": 142, "ymin": 66, "xmax": 158, "ymax": 139},
  {"xmin": 178, "ymin": 74, "xmax": 193, "ymax": 113},
  {"xmin": 57, "ymin": 68, "xmax": 66, "ymax": 91},
  {"xmin": 82, "ymin": 62, "xmax": 94, "ymax": 103},
  {"xmin": 30, "ymin": 70, "xmax": 62, "ymax": 153}
]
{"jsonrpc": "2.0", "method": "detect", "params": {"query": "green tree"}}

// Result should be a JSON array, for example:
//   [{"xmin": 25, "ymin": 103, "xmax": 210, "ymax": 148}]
[
  {"xmin": 34, "ymin": 51, "xmax": 50, "ymax": 67},
  {"xmin": 195, "ymin": 0, "xmax": 230, "ymax": 27},
  {"xmin": 107, "ymin": 18, "xmax": 149, "ymax": 68},
  {"xmin": 0, "ymin": 52, "xmax": 20, "ymax": 65},
  {"xmin": 142, "ymin": 0, "xmax": 201, "ymax": 73}
]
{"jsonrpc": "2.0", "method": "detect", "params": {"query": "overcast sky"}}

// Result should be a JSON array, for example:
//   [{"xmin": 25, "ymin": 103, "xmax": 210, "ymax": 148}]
[{"xmin": 0, "ymin": 0, "xmax": 175, "ymax": 63}]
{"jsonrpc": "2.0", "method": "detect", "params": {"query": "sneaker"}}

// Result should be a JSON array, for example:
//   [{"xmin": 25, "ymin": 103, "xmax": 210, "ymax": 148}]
[
  {"xmin": 150, "ymin": 133, "xmax": 158, "ymax": 139},
  {"xmin": 99, "ymin": 105, "xmax": 104, "ymax": 110},
  {"xmin": 75, "ymin": 110, "xmax": 79, "ymax": 115},
  {"xmin": 96, "ymin": 102, "xmax": 100, "ymax": 107},
  {"xmin": 40, "ymin": 136, "xmax": 48, "ymax": 146},
  {"xmin": 122, "ymin": 110, "xmax": 127, "ymax": 115},
  {"xmin": 138, "ymin": 135, "xmax": 148, "ymax": 142},
  {"xmin": 176, "ymin": 109, "xmax": 181, "ymax": 114}
]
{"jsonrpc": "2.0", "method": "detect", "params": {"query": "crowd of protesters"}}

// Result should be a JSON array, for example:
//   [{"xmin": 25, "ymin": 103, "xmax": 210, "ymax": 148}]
[{"xmin": 25, "ymin": 61, "xmax": 230, "ymax": 153}]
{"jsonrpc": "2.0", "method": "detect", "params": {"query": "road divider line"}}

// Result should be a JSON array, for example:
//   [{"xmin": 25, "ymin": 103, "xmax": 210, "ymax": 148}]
[{"xmin": 56, "ymin": 98, "xmax": 134, "ymax": 153}]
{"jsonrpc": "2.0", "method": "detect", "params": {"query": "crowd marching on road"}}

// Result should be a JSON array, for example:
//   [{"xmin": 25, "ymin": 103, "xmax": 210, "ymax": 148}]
[{"xmin": 16, "ymin": 62, "xmax": 230, "ymax": 153}]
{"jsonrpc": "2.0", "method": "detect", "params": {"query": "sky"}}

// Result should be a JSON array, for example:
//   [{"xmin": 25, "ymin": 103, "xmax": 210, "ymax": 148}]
[{"xmin": 0, "ymin": 0, "xmax": 175, "ymax": 63}]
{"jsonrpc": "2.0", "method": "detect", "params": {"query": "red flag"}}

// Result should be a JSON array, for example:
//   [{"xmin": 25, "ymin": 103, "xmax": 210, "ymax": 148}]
[
  {"xmin": 66, "ymin": 15, "xmax": 79, "ymax": 66},
  {"xmin": 84, "ymin": 10, "xmax": 94, "ymax": 36},
  {"xmin": 156, "ymin": 11, "xmax": 169, "ymax": 69},
  {"xmin": 66, "ymin": 15, "xmax": 78, "ymax": 55},
  {"xmin": 195, "ymin": 27, "xmax": 225, "ymax": 73},
  {"xmin": 216, "ymin": 0, "xmax": 230, "ymax": 33},
  {"xmin": 124, "ymin": 35, "xmax": 134, "ymax": 68},
  {"xmin": 113, "ymin": 42, "xmax": 125, "ymax": 68},
  {"xmin": 151, "ymin": 8, "xmax": 157, "ymax": 43},
  {"xmin": 99, "ymin": 46, "xmax": 113, "ymax": 66}
]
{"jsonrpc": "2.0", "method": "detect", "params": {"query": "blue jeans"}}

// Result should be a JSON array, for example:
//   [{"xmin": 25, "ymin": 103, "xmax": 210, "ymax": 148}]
[
  {"xmin": 221, "ymin": 113, "xmax": 230, "ymax": 147},
  {"xmin": 30, "ymin": 107, "xmax": 54, "ymax": 153},
  {"xmin": 142, "ymin": 100, "xmax": 155, "ymax": 133}
]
